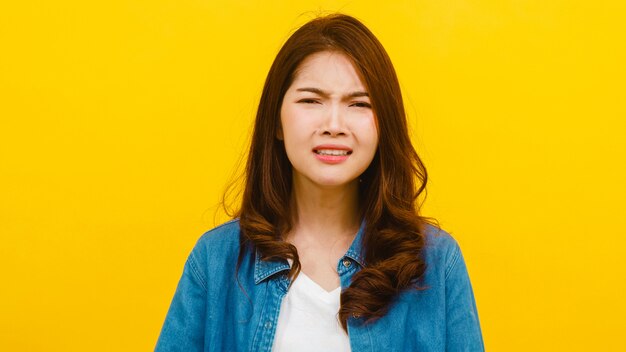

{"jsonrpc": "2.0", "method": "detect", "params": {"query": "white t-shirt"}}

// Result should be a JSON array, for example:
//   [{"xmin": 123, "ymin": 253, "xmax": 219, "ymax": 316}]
[{"xmin": 271, "ymin": 271, "xmax": 352, "ymax": 352}]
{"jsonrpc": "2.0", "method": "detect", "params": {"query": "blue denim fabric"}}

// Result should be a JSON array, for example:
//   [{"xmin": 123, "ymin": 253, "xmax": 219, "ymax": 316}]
[{"xmin": 155, "ymin": 219, "xmax": 484, "ymax": 351}]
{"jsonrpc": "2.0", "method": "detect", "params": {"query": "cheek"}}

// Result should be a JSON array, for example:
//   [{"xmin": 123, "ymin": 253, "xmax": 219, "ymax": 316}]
[
  {"xmin": 282, "ymin": 117, "xmax": 303, "ymax": 143},
  {"xmin": 356, "ymin": 115, "xmax": 379, "ymax": 147},
  {"xmin": 279, "ymin": 106, "xmax": 296, "ymax": 142},
  {"xmin": 281, "ymin": 114, "xmax": 310, "ymax": 156},
  {"xmin": 281, "ymin": 107, "xmax": 317, "ymax": 142}
]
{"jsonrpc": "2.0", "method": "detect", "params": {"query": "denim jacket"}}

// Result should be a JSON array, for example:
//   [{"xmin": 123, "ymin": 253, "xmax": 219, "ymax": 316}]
[{"xmin": 155, "ymin": 220, "xmax": 484, "ymax": 351}]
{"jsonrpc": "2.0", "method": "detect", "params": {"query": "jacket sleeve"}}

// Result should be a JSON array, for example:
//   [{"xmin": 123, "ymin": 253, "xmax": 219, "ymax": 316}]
[
  {"xmin": 445, "ymin": 242, "xmax": 484, "ymax": 351},
  {"xmin": 155, "ymin": 249, "xmax": 207, "ymax": 352}
]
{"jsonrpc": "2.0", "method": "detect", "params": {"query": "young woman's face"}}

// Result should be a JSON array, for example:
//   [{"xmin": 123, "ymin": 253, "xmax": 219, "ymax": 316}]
[{"xmin": 279, "ymin": 51, "xmax": 378, "ymax": 190}]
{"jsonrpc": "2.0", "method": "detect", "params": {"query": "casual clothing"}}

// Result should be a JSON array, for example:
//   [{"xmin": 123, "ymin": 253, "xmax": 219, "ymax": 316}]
[
  {"xmin": 271, "ymin": 271, "xmax": 350, "ymax": 352},
  {"xmin": 155, "ymin": 219, "xmax": 484, "ymax": 351}
]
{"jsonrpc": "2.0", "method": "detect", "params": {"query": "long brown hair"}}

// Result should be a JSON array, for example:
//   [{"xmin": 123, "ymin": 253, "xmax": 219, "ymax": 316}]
[{"xmin": 228, "ymin": 14, "xmax": 430, "ymax": 330}]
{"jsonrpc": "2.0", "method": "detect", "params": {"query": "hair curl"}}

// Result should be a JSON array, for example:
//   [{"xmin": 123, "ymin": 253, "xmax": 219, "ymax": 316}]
[{"xmin": 227, "ymin": 13, "xmax": 430, "ymax": 331}]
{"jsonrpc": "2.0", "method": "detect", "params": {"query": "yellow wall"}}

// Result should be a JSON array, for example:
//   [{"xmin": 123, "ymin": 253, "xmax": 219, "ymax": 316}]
[{"xmin": 1, "ymin": 1, "xmax": 625, "ymax": 350}]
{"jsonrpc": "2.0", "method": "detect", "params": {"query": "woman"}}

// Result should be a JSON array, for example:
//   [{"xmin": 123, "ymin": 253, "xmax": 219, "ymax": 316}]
[{"xmin": 156, "ymin": 14, "xmax": 483, "ymax": 351}]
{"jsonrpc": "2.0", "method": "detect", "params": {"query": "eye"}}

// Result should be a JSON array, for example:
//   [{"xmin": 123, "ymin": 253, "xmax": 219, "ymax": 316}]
[
  {"xmin": 350, "ymin": 101, "xmax": 372, "ymax": 108},
  {"xmin": 297, "ymin": 98, "xmax": 320, "ymax": 104}
]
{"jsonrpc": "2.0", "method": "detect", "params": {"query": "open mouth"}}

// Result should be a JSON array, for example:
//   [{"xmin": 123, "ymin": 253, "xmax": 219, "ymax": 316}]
[{"xmin": 314, "ymin": 149, "xmax": 353, "ymax": 156}]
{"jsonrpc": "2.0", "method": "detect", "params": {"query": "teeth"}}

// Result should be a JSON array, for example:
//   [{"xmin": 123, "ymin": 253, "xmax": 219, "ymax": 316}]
[{"xmin": 316, "ymin": 149, "xmax": 349, "ymax": 156}]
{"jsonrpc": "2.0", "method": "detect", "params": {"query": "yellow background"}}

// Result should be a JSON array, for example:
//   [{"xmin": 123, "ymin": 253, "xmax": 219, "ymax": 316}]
[{"xmin": 1, "ymin": 0, "xmax": 625, "ymax": 350}]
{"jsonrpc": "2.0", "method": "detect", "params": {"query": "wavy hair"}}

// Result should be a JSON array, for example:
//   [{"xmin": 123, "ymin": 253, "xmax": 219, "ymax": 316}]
[{"xmin": 228, "ymin": 14, "xmax": 430, "ymax": 330}]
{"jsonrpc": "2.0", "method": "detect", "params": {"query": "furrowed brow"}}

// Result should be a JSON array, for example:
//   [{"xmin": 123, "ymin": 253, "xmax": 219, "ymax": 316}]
[
  {"xmin": 348, "ymin": 91, "xmax": 369, "ymax": 98},
  {"xmin": 296, "ymin": 87, "xmax": 370, "ymax": 99},
  {"xmin": 296, "ymin": 87, "xmax": 329, "ymax": 97}
]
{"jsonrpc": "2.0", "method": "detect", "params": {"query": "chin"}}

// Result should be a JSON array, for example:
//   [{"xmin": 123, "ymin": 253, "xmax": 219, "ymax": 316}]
[{"xmin": 311, "ymin": 176, "xmax": 358, "ymax": 189}]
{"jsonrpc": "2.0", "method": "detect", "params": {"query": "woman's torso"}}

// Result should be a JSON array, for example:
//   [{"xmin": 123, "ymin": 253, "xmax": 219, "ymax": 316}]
[{"xmin": 155, "ymin": 219, "xmax": 484, "ymax": 352}]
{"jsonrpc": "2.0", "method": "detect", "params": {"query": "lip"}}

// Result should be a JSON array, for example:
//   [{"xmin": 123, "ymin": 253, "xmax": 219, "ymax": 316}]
[
  {"xmin": 312, "ymin": 144, "xmax": 353, "ymax": 152},
  {"xmin": 312, "ymin": 144, "xmax": 352, "ymax": 164}
]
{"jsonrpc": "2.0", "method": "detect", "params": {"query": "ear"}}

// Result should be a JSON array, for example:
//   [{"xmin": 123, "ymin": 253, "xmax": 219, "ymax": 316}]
[{"xmin": 276, "ymin": 124, "xmax": 284, "ymax": 141}]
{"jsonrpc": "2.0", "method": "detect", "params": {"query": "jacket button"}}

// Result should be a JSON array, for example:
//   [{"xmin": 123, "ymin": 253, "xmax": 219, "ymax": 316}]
[
  {"xmin": 264, "ymin": 321, "xmax": 272, "ymax": 329},
  {"xmin": 342, "ymin": 259, "xmax": 352, "ymax": 268}
]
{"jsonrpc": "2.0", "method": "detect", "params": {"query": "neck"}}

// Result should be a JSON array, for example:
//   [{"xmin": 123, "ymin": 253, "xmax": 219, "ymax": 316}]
[{"xmin": 288, "ymin": 176, "xmax": 360, "ymax": 244}]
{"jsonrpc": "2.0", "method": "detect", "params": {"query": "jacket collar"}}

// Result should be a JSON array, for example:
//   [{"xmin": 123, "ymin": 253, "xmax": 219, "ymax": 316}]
[
  {"xmin": 343, "ymin": 219, "xmax": 366, "ymax": 267},
  {"xmin": 253, "ymin": 250, "xmax": 290, "ymax": 284},
  {"xmin": 253, "ymin": 220, "xmax": 367, "ymax": 284}
]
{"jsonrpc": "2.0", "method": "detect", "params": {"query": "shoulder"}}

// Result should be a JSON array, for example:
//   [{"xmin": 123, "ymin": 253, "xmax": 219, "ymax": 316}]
[
  {"xmin": 423, "ymin": 223, "xmax": 459, "ymax": 254},
  {"xmin": 194, "ymin": 219, "xmax": 241, "ymax": 249},
  {"xmin": 421, "ymin": 223, "xmax": 463, "ymax": 279},
  {"xmin": 188, "ymin": 219, "xmax": 243, "ymax": 271}
]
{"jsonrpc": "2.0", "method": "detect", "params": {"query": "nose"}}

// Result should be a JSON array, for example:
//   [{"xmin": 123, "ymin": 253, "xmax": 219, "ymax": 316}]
[{"xmin": 321, "ymin": 104, "xmax": 347, "ymax": 137}]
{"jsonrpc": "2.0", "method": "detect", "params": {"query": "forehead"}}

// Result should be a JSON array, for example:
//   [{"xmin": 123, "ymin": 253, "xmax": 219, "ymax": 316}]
[{"xmin": 290, "ymin": 51, "xmax": 367, "ymax": 89}]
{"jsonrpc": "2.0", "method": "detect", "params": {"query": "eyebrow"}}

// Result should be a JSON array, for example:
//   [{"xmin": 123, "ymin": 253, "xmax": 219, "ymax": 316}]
[{"xmin": 296, "ymin": 87, "xmax": 369, "ymax": 98}]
